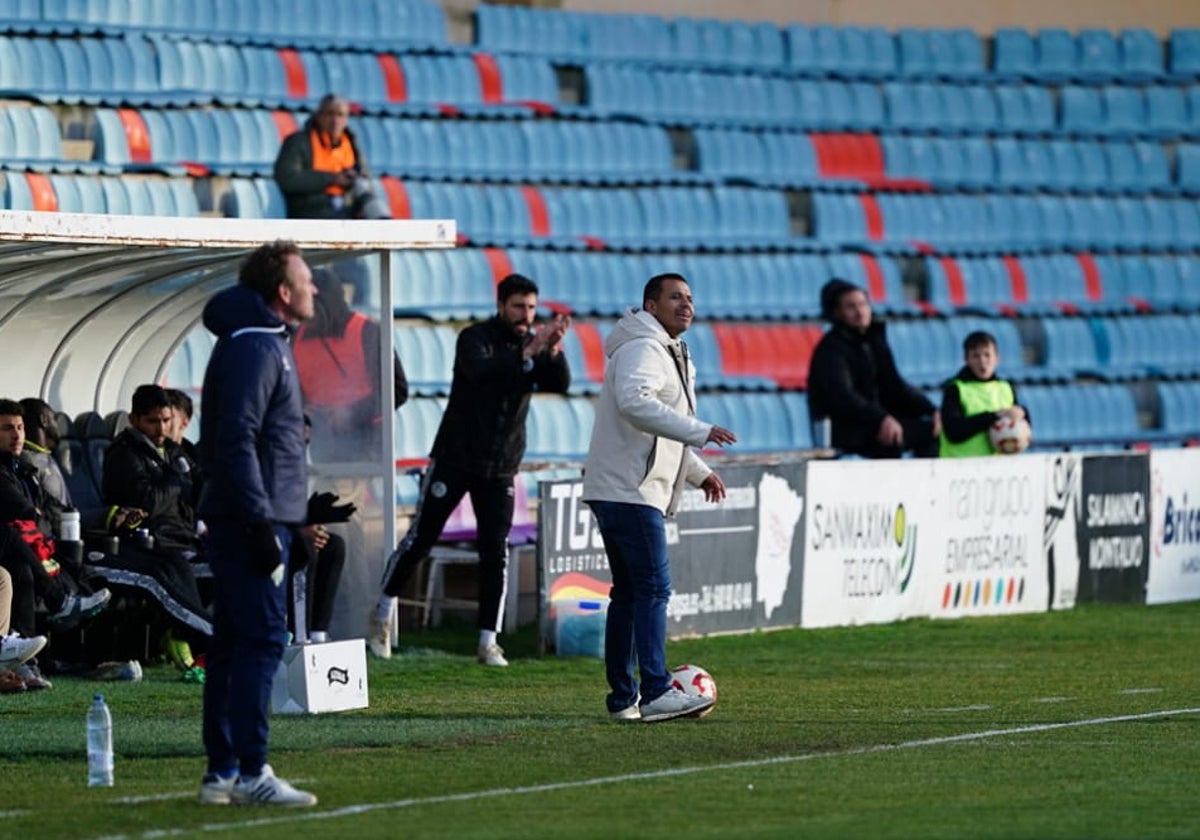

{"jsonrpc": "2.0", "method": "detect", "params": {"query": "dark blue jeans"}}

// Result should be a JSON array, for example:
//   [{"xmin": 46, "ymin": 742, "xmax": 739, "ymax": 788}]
[
  {"xmin": 202, "ymin": 522, "xmax": 291, "ymax": 778},
  {"xmin": 588, "ymin": 500, "xmax": 671, "ymax": 712}
]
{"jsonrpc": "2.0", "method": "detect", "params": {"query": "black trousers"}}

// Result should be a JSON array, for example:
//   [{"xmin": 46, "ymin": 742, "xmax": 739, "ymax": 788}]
[
  {"xmin": 381, "ymin": 460, "xmax": 514, "ymax": 632},
  {"xmin": 85, "ymin": 544, "xmax": 212, "ymax": 639},
  {"xmin": 845, "ymin": 415, "xmax": 940, "ymax": 459},
  {"xmin": 287, "ymin": 531, "xmax": 346, "ymax": 636}
]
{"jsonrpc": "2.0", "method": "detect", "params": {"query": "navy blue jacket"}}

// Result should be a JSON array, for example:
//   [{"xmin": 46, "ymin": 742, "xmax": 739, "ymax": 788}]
[{"xmin": 197, "ymin": 285, "xmax": 308, "ymax": 526}]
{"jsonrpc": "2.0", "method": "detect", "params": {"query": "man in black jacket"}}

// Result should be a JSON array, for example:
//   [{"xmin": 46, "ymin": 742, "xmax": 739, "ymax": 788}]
[
  {"xmin": 104, "ymin": 385, "xmax": 203, "ymax": 556},
  {"xmin": 806, "ymin": 279, "xmax": 940, "ymax": 459},
  {"xmin": 370, "ymin": 274, "xmax": 571, "ymax": 665}
]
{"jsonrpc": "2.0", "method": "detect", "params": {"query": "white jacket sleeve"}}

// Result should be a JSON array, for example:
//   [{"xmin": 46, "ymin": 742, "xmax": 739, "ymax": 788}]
[
  {"xmin": 611, "ymin": 340, "xmax": 711, "ymax": 447},
  {"xmin": 684, "ymin": 448, "xmax": 712, "ymax": 487}
]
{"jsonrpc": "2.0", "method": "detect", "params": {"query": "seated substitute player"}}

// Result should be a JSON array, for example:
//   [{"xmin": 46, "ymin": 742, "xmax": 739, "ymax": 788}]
[{"xmin": 938, "ymin": 330, "xmax": 1030, "ymax": 457}]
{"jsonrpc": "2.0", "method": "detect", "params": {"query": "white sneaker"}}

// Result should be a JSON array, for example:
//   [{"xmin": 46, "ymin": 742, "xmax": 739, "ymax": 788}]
[
  {"xmin": 609, "ymin": 704, "xmax": 641, "ymax": 722},
  {"xmin": 48, "ymin": 588, "xmax": 111, "ymax": 628},
  {"xmin": 367, "ymin": 610, "xmax": 392, "ymax": 660},
  {"xmin": 640, "ymin": 687, "xmax": 714, "ymax": 723},
  {"xmin": 230, "ymin": 764, "xmax": 316, "ymax": 807},
  {"xmin": 0, "ymin": 634, "xmax": 47, "ymax": 666},
  {"xmin": 197, "ymin": 772, "xmax": 237, "ymax": 805},
  {"xmin": 477, "ymin": 642, "xmax": 508, "ymax": 667}
]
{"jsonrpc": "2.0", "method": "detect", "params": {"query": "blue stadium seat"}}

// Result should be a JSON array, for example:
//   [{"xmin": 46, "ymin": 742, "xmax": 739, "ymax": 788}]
[
  {"xmin": 1101, "ymin": 85, "xmax": 1145, "ymax": 135},
  {"xmin": 98, "ymin": 175, "xmax": 130, "ymax": 214},
  {"xmin": 1178, "ymin": 144, "xmax": 1200, "ymax": 188},
  {"xmin": 1059, "ymin": 85, "xmax": 1103, "ymax": 132},
  {"xmin": 1077, "ymin": 28, "xmax": 1119, "ymax": 79},
  {"xmin": 1145, "ymin": 85, "xmax": 1189, "ymax": 135},
  {"xmin": 1157, "ymin": 382, "xmax": 1200, "ymax": 435},
  {"xmin": 1036, "ymin": 28, "xmax": 1078, "ymax": 80},
  {"xmin": 993, "ymin": 28, "xmax": 1036, "ymax": 78},
  {"xmin": 48, "ymin": 174, "xmax": 81, "ymax": 212},
  {"xmin": 1119, "ymin": 28, "xmax": 1164, "ymax": 79},
  {"xmin": 1169, "ymin": 29, "xmax": 1200, "ymax": 76},
  {"xmin": 784, "ymin": 24, "xmax": 817, "ymax": 73},
  {"xmin": 1041, "ymin": 314, "xmax": 1099, "ymax": 376}
]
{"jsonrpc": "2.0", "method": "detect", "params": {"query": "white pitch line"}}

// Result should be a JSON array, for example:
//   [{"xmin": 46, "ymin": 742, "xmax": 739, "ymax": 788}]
[
  {"xmin": 1033, "ymin": 696, "xmax": 1076, "ymax": 704},
  {"xmin": 87, "ymin": 707, "xmax": 1200, "ymax": 840},
  {"xmin": 936, "ymin": 705, "xmax": 992, "ymax": 712},
  {"xmin": 1118, "ymin": 688, "xmax": 1163, "ymax": 695},
  {"xmin": 0, "ymin": 811, "xmax": 30, "ymax": 820}
]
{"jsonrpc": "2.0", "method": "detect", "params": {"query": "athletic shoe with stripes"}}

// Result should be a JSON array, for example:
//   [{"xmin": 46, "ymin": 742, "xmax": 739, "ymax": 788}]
[
  {"xmin": 197, "ymin": 772, "xmax": 236, "ymax": 805},
  {"xmin": 230, "ymin": 764, "xmax": 316, "ymax": 807}
]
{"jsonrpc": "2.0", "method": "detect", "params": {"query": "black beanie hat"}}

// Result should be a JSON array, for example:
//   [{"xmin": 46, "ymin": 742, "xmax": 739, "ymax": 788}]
[{"xmin": 820, "ymin": 278, "xmax": 863, "ymax": 321}]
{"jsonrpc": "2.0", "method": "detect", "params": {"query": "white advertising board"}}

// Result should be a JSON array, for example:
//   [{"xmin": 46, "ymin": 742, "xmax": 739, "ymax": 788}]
[
  {"xmin": 925, "ymin": 455, "xmax": 1048, "ymax": 618},
  {"xmin": 802, "ymin": 459, "xmax": 933, "ymax": 628},
  {"xmin": 1147, "ymin": 449, "xmax": 1200, "ymax": 604}
]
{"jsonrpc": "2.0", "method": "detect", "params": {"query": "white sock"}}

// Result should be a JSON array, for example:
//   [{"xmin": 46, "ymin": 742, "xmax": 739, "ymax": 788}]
[
  {"xmin": 309, "ymin": 631, "xmax": 328, "ymax": 643},
  {"xmin": 479, "ymin": 629, "xmax": 497, "ymax": 648},
  {"xmin": 375, "ymin": 596, "xmax": 395, "ymax": 624}
]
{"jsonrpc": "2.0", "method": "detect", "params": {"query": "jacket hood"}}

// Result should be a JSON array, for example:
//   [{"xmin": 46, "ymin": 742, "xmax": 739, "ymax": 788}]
[
  {"xmin": 604, "ymin": 308, "xmax": 675, "ymax": 357},
  {"xmin": 203, "ymin": 285, "xmax": 287, "ymax": 338}
]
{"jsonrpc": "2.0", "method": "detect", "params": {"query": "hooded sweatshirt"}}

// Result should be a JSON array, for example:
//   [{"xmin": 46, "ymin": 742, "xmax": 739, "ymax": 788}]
[
  {"xmin": 196, "ymin": 284, "xmax": 308, "ymax": 526},
  {"xmin": 582, "ymin": 309, "xmax": 713, "ymax": 515}
]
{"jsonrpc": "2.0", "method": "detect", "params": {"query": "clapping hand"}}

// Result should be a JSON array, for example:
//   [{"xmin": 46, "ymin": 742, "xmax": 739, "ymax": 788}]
[{"xmin": 525, "ymin": 314, "xmax": 571, "ymax": 358}]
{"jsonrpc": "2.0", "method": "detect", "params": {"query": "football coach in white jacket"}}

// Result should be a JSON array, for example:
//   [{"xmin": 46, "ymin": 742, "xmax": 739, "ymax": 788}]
[{"xmin": 582, "ymin": 272, "xmax": 736, "ymax": 723}]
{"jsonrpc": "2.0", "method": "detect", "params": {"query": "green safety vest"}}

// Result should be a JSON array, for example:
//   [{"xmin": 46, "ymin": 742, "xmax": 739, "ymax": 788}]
[{"xmin": 938, "ymin": 379, "xmax": 1015, "ymax": 458}]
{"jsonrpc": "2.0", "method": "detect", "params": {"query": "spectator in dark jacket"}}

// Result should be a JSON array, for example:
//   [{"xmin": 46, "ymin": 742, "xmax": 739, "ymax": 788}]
[
  {"xmin": 369, "ymin": 273, "xmax": 571, "ymax": 665},
  {"xmin": 196, "ymin": 240, "xmax": 317, "ymax": 807},
  {"xmin": 806, "ymin": 279, "xmax": 940, "ymax": 459},
  {"xmin": 273, "ymin": 93, "xmax": 388, "ymax": 220}
]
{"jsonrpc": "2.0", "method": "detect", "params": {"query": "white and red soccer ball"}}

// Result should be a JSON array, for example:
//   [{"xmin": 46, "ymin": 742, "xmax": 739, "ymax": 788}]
[
  {"xmin": 670, "ymin": 664, "xmax": 717, "ymax": 717},
  {"xmin": 988, "ymin": 414, "xmax": 1032, "ymax": 454}
]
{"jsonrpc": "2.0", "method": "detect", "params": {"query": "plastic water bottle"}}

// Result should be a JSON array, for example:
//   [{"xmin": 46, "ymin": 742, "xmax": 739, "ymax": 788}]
[{"xmin": 87, "ymin": 694, "xmax": 114, "ymax": 787}]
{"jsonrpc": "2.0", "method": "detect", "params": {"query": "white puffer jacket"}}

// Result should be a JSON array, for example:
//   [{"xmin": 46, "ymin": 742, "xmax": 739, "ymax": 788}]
[{"xmin": 582, "ymin": 309, "xmax": 712, "ymax": 515}]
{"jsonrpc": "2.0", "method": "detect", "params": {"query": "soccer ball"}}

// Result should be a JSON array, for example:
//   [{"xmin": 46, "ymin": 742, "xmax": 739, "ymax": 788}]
[
  {"xmin": 669, "ymin": 664, "xmax": 717, "ymax": 717},
  {"xmin": 988, "ymin": 414, "xmax": 1032, "ymax": 455}
]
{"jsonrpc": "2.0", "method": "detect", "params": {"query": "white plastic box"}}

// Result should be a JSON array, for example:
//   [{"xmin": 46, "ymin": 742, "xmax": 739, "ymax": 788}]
[
  {"xmin": 554, "ymin": 599, "xmax": 608, "ymax": 659},
  {"xmin": 271, "ymin": 639, "xmax": 369, "ymax": 714}
]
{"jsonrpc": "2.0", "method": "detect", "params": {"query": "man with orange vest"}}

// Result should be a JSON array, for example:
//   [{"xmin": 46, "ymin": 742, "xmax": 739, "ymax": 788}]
[
  {"xmin": 273, "ymin": 94, "xmax": 388, "ymax": 220},
  {"xmin": 293, "ymin": 267, "xmax": 408, "ymax": 462}
]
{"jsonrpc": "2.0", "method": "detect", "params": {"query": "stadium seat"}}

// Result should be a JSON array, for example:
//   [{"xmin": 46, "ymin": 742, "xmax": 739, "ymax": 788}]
[
  {"xmin": 1168, "ymin": 29, "xmax": 1200, "ymax": 76},
  {"xmin": 1036, "ymin": 28, "xmax": 1078, "ymax": 80},
  {"xmin": 1119, "ymin": 28, "xmax": 1164, "ymax": 79},
  {"xmin": 1077, "ymin": 28, "xmax": 1120, "ymax": 79},
  {"xmin": 993, "ymin": 28, "xmax": 1037, "ymax": 78}
]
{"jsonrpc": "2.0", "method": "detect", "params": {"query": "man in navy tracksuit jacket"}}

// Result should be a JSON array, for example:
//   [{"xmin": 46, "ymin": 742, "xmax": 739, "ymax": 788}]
[{"xmin": 195, "ymin": 241, "xmax": 318, "ymax": 808}]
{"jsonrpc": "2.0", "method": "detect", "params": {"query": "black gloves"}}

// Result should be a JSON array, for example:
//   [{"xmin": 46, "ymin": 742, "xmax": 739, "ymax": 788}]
[
  {"xmin": 307, "ymin": 491, "xmax": 356, "ymax": 525},
  {"xmin": 247, "ymin": 521, "xmax": 282, "ymax": 576}
]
